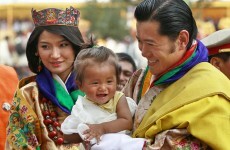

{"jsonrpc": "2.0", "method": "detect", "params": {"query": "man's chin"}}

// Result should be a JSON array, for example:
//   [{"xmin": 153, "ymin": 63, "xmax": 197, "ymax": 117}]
[{"xmin": 149, "ymin": 67, "xmax": 162, "ymax": 77}]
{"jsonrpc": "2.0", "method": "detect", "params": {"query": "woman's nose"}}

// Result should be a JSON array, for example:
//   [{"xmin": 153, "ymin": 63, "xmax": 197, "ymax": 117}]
[{"xmin": 51, "ymin": 47, "xmax": 61, "ymax": 58}]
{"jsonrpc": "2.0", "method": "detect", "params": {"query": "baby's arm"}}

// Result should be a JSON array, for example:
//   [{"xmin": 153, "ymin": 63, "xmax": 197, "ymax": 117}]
[{"xmin": 84, "ymin": 94, "xmax": 133, "ymax": 142}]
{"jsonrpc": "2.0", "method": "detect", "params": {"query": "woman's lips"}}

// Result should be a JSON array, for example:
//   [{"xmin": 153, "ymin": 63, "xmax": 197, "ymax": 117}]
[{"xmin": 51, "ymin": 61, "xmax": 62, "ymax": 67}]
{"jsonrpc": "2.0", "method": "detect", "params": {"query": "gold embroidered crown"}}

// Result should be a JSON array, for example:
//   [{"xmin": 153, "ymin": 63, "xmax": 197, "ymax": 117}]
[{"xmin": 31, "ymin": 6, "xmax": 80, "ymax": 27}]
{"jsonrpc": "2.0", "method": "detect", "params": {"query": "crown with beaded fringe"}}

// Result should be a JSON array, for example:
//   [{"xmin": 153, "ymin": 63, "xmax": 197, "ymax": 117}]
[{"xmin": 31, "ymin": 6, "xmax": 80, "ymax": 27}]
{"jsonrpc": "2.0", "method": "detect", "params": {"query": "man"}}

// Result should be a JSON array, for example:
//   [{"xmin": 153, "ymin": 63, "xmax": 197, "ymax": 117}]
[
  {"xmin": 201, "ymin": 28, "xmax": 230, "ymax": 79},
  {"xmin": 116, "ymin": 52, "xmax": 137, "ymax": 91},
  {"xmin": 0, "ymin": 65, "xmax": 18, "ymax": 149},
  {"xmin": 122, "ymin": 0, "xmax": 230, "ymax": 149}
]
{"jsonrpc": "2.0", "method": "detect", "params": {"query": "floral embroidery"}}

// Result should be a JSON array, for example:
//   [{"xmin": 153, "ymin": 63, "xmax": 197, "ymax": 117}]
[{"xmin": 7, "ymin": 89, "xmax": 40, "ymax": 149}]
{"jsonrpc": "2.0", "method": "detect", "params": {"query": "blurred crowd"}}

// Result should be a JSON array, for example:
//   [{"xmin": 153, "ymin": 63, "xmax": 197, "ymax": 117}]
[
  {"xmin": 0, "ymin": 19, "xmax": 34, "ymax": 79},
  {"xmin": 1, "ymin": 16, "xmax": 230, "ymax": 79}
]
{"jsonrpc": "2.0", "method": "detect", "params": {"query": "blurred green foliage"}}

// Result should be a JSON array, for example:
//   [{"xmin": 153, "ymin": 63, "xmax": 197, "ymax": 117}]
[{"xmin": 80, "ymin": 1, "xmax": 136, "ymax": 41}]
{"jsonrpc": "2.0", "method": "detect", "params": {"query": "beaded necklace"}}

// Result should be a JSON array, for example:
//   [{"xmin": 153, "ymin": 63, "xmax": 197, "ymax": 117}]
[{"xmin": 40, "ymin": 96, "xmax": 64, "ymax": 145}]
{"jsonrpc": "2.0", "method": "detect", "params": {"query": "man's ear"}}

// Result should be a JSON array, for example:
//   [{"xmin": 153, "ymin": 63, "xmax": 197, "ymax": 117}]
[
  {"xmin": 178, "ymin": 30, "xmax": 189, "ymax": 50},
  {"xmin": 210, "ymin": 57, "xmax": 222, "ymax": 70}
]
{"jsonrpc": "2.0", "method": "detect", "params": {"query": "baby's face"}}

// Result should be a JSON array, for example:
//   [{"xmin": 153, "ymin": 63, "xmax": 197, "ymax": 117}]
[{"xmin": 79, "ymin": 62, "xmax": 117, "ymax": 105}]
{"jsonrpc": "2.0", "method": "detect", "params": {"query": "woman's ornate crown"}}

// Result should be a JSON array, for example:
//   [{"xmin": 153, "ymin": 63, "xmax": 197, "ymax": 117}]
[{"xmin": 31, "ymin": 6, "xmax": 80, "ymax": 27}]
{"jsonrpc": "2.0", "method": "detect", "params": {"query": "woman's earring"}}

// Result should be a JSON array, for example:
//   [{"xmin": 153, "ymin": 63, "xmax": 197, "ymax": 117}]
[{"xmin": 38, "ymin": 58, "xmax": 42, "ymax": 72}]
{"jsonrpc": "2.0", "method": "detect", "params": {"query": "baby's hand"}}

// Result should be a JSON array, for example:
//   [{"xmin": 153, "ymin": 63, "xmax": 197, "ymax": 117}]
[
  {"xmin": 77, "ymin": 123, "xmax": 97, "ymax": 145},
  {"xmin": 84, "ymin": 124, "xmax": 105, "ymax": 144}
]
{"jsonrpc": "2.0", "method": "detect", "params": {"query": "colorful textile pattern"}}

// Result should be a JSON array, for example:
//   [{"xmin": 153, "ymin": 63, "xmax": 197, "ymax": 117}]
[
  {"xmin": 146, "ymin": 129, "xmax": 210, "ymax": 149},
  {"xmin": 7, "ymin": 78, "xmax": 41, "ymax": 149},
  {"xmin": 36, "ymin": 67, "xmax": 84, "ymax": 114},
  {"xmin": 32, "ymin": 6, "xmax": 80, "ymax": 27},
  {"xmin": 6, "ymin": 76, "xmax": 84, "ymax": 149}
]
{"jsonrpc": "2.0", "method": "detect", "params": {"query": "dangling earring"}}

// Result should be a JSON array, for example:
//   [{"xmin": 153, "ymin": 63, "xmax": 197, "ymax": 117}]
[{"xmin": 38, "ymin": 58, "xmax": 42, "ymax": 72}]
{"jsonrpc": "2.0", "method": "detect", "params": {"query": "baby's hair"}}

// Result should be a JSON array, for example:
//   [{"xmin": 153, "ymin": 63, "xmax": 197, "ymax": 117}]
[{"xmin": 74, "ymin": 46, "xmax": 121, "ymax": 84}]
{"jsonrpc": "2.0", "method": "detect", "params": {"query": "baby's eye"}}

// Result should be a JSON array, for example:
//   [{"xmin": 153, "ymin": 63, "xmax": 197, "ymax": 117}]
[
  {"xmin": 107, "ymin": 80, "xmax": 113, "ymax": 84},
  {"xmin": 92, "ymin": 82, "xmax": 98, "ymax": 85}
]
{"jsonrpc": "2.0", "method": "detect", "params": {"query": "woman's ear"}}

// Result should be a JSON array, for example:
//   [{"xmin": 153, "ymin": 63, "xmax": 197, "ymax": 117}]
[
  {"xmin": 76, "ymin": 81, "xmax": 83, "ymax": 90},
  {"xmin": 35, "ymin": 52, "xmax": 39, "ymax": 56},
  {"xmin": 178, "ymin": 30, "xmax": 189, "ymax": 50},
  {"xmin": 210, "ymin": 57, "xmax": 222, "ymax": 70}
]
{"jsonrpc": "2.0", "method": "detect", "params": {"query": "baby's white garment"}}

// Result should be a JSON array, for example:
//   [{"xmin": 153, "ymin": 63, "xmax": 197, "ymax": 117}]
[
  {"xmin": 61, "ymin": 94, "xmax": 137, "ymax": 134},
  {"xmin": 91, "ymin": 133, "xmax": 145, "ymax": 150}
]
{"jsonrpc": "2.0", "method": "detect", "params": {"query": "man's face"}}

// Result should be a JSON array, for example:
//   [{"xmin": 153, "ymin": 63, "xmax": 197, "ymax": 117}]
[{"xmin": 136, "ymin": 21, "xmax": 185, "ymax": 76}]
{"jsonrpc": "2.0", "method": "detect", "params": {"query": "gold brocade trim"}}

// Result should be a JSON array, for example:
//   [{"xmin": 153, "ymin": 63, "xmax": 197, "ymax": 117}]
[
  {"xmin": 141, "ymin": 70, "xmax": 152, "ymax": 97},
  {"xmin": 219, "ymin": 48, "xmax": 230, "ymax": 53}
]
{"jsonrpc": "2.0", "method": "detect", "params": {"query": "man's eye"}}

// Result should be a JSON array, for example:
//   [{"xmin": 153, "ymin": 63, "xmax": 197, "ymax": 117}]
[{"xmin": 147, "ymin": 43, "xmax": 154, "ymax": 46}]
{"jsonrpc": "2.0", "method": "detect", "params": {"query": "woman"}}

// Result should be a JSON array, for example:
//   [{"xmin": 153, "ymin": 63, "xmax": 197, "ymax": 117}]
[{"xmin": 6, "ymin": 6, "xmax": 90, "ymax": 150}]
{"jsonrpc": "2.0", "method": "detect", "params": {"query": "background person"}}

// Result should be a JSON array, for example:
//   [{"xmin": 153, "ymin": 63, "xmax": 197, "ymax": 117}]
[
  {"xmin": 0, "ymin": 65, "xmax": 18, "ymax": 150},
  {"xmin": 6, "ymin": 6, "xmax": 91, "ymax": 150},
  {"xmin": 201, "ymin": 28, "xmax": 230, "ymax": 79},
  {"xmin": 116, "ymin": 52, "xmax": 137, "ymax": 91},
  {"xmin": 122, "ymin": 0, "xmax": 230, "ymax": 149},
  {"xmin": 0, "ymin": 36, "xmax": 14, "ymax": 66}
]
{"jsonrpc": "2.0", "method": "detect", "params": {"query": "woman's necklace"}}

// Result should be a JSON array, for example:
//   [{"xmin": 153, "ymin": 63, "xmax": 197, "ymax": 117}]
[{"xmin": 40, "ymin": 97, "xmax": 64, "ymax": 145}]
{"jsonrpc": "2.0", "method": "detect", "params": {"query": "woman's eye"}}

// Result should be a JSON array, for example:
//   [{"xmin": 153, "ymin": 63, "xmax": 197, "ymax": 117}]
[
  {"xmin": 61, "ymin": 43, "xmax": 69, "ymax": 47},
  {"xmin": 41, "ymin": 45, "xmax": 49, "ymax": 49}
]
